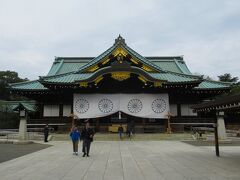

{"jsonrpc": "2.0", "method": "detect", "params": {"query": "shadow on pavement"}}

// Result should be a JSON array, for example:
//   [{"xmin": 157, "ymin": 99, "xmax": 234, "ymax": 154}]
[{"xmin": 0, "ymin": 143, "xmax": 52, "ymax": 163}]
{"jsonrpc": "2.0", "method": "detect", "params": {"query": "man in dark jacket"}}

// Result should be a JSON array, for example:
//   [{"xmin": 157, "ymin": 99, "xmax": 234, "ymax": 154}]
[
  {"xmin": 81, "ymin": 121, "xmax": 94, "ymax": 157},
  {"xmin": 43, "ymin": 124, "xmax": 49, "ymax": 142},
  {"xmin": 118, "ymin": 124, "xmax": 124, "ymax": 140}
]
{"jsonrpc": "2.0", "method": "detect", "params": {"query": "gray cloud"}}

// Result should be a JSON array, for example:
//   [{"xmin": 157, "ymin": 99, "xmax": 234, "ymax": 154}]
[{"xmin": 0, "ymin": 0, "xmax": 239, "ymax": 80}]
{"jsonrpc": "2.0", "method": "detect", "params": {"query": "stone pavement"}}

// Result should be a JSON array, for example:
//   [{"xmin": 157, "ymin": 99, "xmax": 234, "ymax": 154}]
[{"xmin": 0, "ymin": 141, "xmax": 240, "ymax": 180}]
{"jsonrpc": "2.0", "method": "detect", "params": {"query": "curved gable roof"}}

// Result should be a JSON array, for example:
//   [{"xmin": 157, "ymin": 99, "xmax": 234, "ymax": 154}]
[{"xmin": 9, "ymin": 36, "xmax": 231, "ymax": 91}]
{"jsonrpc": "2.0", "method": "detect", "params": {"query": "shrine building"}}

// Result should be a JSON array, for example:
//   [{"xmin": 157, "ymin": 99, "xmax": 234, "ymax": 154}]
[{"xmin": 9, "ymin": 36, "xmax": 231, "ymax": 132}]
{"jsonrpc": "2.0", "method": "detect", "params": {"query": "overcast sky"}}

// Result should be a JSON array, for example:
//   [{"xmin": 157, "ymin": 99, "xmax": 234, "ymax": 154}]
[{"xmin": 0, "ymin": 0, "xmax": 240, "ymax": 80}]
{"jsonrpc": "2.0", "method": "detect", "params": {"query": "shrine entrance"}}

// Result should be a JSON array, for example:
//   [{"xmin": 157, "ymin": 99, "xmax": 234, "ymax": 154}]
[{"xmin": 83, "ymin": 111, "xmax": 166, "ymax": 133}]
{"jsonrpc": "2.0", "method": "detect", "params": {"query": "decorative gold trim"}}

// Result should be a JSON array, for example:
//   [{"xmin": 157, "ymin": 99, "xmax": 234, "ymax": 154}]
[
  {"xmin": 154, "ymin": 81, "xmax": 162, "ymax": 87},
  {"xmin": 142, "ymin": 65, "xmax": 153, "ymax": 72},
  {"xmin": 87, "ymin": 65, "xmax": 99, "ymax": 72},
  {"xmin": 102, "ymin": 58, "xmax": 110, "ymax": 65},
  {"xmin": 112, "ymin": 47, "xmax": 128, "ymax": 57},
  {"xmin": 130, "ymin": 58, "xmax": 138, "ymax": 64},
  {"xmin": 111, "ymin": 72, "xmax": 130, "ymax": 81},
  {"xmin": 79, "ymin": 82, "xmax": 88, "ymax": 87},
  {"xmin": 94, "ymin": 76, "xmax": 103, "ymax": 84},
  {"xmin": 138, "ymin": 76, "xmax": 147, "ymax": 83}
]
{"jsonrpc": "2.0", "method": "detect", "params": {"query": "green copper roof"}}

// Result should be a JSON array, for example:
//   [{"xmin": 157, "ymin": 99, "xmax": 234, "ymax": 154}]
[
  {"xmin": 123, "ymin": 45, "xmax": 164, "ymax": 72},
  {"xmin": 39, "ymin": 67, "xmax": 200, "ymax": 84},
  {"xmin": 12, "ymin": 102, "xmax": 36, "ymax": 112},
  {"xmin": 150, "ymin": 73, "xmax": 199, "ymax": 83},
  {"xmin": 146, "ymin": 56, "xmax": 192, "ymax": 75},
  {"xmin": 47, "ymin": 56, "xmax": 190, "ymax": 76},
  {"xmin": 175, "ymin": 60, "xmax": 192, "ymax": 74},
  {"xmin": 0, "ymin": 100, "xmax": 36, "ymax": 112},
  {"xmin": 194, "ymin": 80, "xmax": 231, "ymax": 89},
  {"xmin": 10, "ymin": 80, "xmax": 47, "ymax": 90},
  {"xmin": 47, "ymin": 58, "xmax": 91, "ymax": 76},
  {"xmin": 41, "ymin": 73, "xmax": 92, "ymax": 83}
]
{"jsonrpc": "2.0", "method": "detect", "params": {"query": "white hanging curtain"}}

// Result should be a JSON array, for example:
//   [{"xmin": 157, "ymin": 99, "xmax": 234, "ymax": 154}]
[{"xmin": 73, "ymin": 93, "xmax": 169, "ymax": 119}]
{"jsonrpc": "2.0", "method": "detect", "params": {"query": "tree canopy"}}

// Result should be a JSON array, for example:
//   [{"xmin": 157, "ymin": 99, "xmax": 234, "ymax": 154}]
[
  {"xmin": 218, "ymin": 73, "xmax": 239, "ymax": 83},
  {"xmin": 0, "ymin": 71, "xmax": 28, "ymax": 100},
  {"xmin": 217, "ymin": 73, "xmax": 240, "ymax": 96}
]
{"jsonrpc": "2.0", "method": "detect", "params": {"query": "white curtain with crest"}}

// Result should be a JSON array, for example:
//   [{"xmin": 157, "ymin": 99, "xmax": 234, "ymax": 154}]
[{"xmin": 73, "ymin": 93, "xmax": 169, "ymax": 119}]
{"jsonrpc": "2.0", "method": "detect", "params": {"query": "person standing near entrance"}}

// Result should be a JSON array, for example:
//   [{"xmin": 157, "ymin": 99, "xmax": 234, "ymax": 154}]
[
  {"xmin": 43, "ymin": 124, "xmax": 49, "ymax": 142},
  {"xmin": 118, "ymin": 124, "xmax": 124, "ymax": 140},
  {"xmin": 70, "ymin": 126, "xmax": 81, "ymax": 155},
  {"xmin": 81, "ymin": 121, "xmax": 94, "ymax": 157}
]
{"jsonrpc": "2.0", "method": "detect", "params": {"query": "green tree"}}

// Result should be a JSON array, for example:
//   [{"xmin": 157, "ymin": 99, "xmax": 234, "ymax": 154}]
[
  {"xmin": 218, "ymin": 73, "xmax": 238, "ymax": 83},
  {"xmin": 230, "ymin": 85, "xmax": 240, "ymax": 94},
  {"xmin": 0, "ymin": 71, "xmax": 28, "ymax": 100}
]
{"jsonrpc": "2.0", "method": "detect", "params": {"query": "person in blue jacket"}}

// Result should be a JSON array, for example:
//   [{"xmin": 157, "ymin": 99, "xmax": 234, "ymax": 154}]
[{"xmin": 70, "ymin": 126, "xmax": 81, "ymax": 155}]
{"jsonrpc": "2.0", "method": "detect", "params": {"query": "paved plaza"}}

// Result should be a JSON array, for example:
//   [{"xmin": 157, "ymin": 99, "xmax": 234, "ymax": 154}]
[{"xmin": 0, "ymin": 141, "xmax": 240, "ymax": 180}]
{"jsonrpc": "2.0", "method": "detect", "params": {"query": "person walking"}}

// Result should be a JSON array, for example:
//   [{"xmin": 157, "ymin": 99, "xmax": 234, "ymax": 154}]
[
  {"xmin": 118, "ymin": 124, "xmax": 124, "ymax": 140},
  {"xmin": 43, "ymin": 124, "xmax": 49, "ymax": 142},
  {"xmin": 70, "ymin": 126, "xmax": 81, "ymax": 155},
  {"xmin": 81, "ymin": 121, "xmax": 94, "ymax": 157}
]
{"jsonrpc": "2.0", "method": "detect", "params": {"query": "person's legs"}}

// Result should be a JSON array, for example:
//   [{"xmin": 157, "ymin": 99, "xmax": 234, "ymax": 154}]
[
  {"xmin": 74, "ymin": 141, "xmax": 78, "ymax": 155},
  {"xmin": 119, "ymin": 132, "xmax": 122, "ymax": 139},
  {"xmin": 86, "ymin": 140, "xmax": 91, "ymax": 156},
  {"xmin": 75, "ymin": 141, "xmax": 79, "ymax": 154},
  {"xmin": 82, "ymin": 140, "xmax": 86, "ymax": 156},
  {"xmin": 72, "ymin": 141, "xmax": 76, "ymax": 153},
  {"xmin": 82, "ymin": 140, "xmax": 85, "ymax": 153},
  {"xmin": 44, "ymin": 134, "xmax": 48, "ymax": 142}
]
